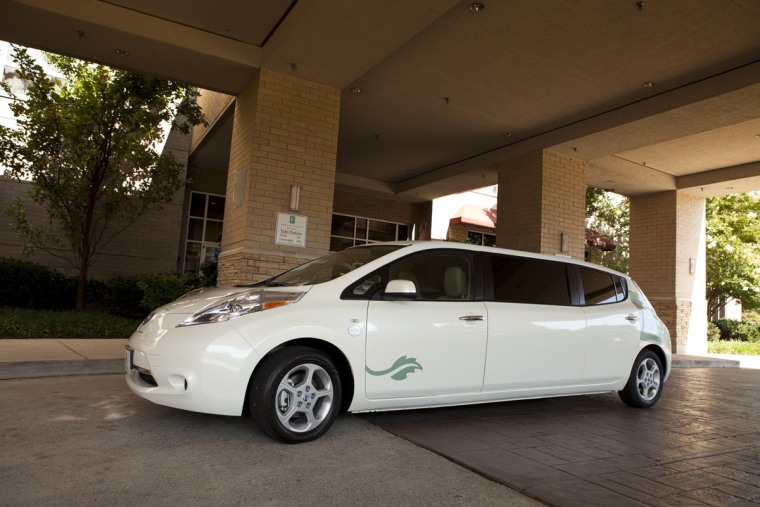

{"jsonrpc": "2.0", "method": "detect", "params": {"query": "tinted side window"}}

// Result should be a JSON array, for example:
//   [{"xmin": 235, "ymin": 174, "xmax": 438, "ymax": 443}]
[
  {"xmin": 490, "ymin": 255, "xmax": 571, "ymax": 306},
  {"xmin": 388, "ymin": 251, "xmax": 475, "ymax": 301},
  {"xmin": 579, "ymin": 267, "xmax": 618, "ymax": 305},
  {"xmin": 614, "ymin": 276, "xmax": 628, "ymax": 302}
]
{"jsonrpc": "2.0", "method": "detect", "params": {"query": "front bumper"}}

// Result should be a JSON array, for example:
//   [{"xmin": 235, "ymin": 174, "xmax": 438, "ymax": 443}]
[{"xmin": 125, "ymin": 312, "xmax": 261, "ymax": 416}]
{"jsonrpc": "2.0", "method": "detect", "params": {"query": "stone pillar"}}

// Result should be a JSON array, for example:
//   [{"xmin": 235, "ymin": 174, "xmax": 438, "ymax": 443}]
[
  {"xmin": 629, "ymin": 191, "xmax": 707, "ymax": 354},
  {"xmin": 496, "ymin": 150, "xmax": 586, "ymax": 260},
  {"xmin": 218, "ymin": 69, "xmax": 341, "ymax": 286}
]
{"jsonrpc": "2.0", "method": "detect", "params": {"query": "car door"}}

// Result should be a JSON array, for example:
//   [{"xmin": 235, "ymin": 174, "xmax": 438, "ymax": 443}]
[
  {"xmin": 482, "ymin": 254, "xmax": 587, "ymax": 392},
  {"xmin": 364, "ymin": 250, "xmax": 488, "ymax": 399},
  {"xmin": 577, "ymin": 267, "xmax": 642, "ymax": 385}
]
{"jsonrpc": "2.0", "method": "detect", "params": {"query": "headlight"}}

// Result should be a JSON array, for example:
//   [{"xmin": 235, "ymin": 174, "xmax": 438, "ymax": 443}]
[{"xmin": 178, "ymin": 289, "xmax": 305, "ymax": 327}]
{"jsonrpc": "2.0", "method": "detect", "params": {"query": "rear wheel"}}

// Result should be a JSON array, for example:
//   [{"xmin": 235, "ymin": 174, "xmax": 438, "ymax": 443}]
[
  {"xmin": 249, "ymin": 346, "xmax": 341, "ymax": 443},
  {"xmin": 618, "ymin": 349, "xmax": 663, "ymax": 408}
]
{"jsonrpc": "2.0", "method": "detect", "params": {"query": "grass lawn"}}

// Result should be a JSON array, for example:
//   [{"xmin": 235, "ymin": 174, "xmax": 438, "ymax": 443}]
[
  {"xmin": 0, "ymin": 307, "xmax": 141, "ymax": 338},
  {"xmin": 707, "ymin": 340, "xmax": 760, "ymax": 355}
]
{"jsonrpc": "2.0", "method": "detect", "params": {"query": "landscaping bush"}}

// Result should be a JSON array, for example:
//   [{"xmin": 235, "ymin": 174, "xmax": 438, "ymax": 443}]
[
  {"xmin": 0, "ymin": 257, "xmax": 211, "ymax": 317},
  {"xmin": 102, "ymin": 275, "xmax": 145, "ymax": 319},
  {"xmin": 137, "ymin": 271, "xmax": 204, "ymax": 312},
  {"xmin": 707, "ymin": 322, "xmax": 721, "ymax": 342},
  {"xmin": 714, "ymin": 318, "xmax": 760, "ymax": 343},
  {"xmin": 0, "ymin": 257, "xmax": 76, "ymax": 310}
]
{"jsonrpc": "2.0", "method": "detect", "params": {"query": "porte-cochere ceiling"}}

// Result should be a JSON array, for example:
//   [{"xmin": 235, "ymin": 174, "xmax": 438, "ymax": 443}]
[{"xmin": 2, "ymin": 0, "xmax": 759, "ymax": 200}]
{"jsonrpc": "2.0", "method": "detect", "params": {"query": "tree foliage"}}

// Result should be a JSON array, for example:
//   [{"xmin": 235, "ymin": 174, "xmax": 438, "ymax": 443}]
[
  {"xmin": 706, "ymin": 193, "xmax": 760, "ymax": 315},
  {"xmin": 585, "ymin": 187, "xmax": 630, "ymax": 273},
  {"xmin": 0, "ymin": 46, "xmax": 205, "ymax": 309}
]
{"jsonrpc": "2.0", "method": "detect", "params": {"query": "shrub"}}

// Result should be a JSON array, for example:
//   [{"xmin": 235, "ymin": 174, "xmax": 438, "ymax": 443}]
[
  {"xmin": 0, "ymin": 257, "xmax": 76, "ymax": 310},
  {"xmin": 715, "ymin": 318, "xmax": 760, "ymax": 343},
  {"xmin": 102, "ymin": 275, "xmax": 145, "ymax": 318},
  {"xmin": 707, "ymin": 322, "xmax": 721, "ymax": 342},
  {"xmin": 137, "ymin": 271, "xmax": 204, "ymax": 312}
]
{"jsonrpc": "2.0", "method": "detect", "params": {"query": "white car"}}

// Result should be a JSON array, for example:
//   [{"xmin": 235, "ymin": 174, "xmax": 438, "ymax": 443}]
[{"xmin": 126, "ymin": 241, "xmax": 671, "ymax": 443}]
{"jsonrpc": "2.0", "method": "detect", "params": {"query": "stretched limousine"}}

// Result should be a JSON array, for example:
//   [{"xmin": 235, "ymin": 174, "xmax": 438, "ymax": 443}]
[{"xmin": 126, "ymin": 241, "xmax": 671, "ymax": 443}]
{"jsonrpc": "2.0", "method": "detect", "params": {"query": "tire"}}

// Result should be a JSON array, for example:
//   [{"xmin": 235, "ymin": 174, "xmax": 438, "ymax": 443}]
[
  {"xmin": 249, "ymin": 346, "xmax": 342, "ymax": 444},
  {"xmin": 618, "ymin": 349, "xmax": 664, "ymax": 408}
]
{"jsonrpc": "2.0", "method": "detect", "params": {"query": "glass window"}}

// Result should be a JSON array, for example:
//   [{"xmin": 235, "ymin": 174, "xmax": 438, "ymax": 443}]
[
  {"xmin": 388, "ymin": 251, "xmax": 474, "ymax": 301},
  {"xmin": 579, "ymin": 267, "xmax": 618, "ymax": 305},
  {"xmin": 187, "ymin": 218, "xmax": 204, "ymax": 241},
  {"xmin": 184, "ymin": 192, "xmax": 225, "ymax": 273},
  {"xmin": 368, "ymin": 220, "xmax": 397, "ymax": 242},
  {"xmin": 614, "ymin": 276, "xmax": 628, "ymax": 302},
  {"xmin": 467, "ymin": 231, "xmax": 496, "ymax": 247},
  {"xmin": 207, "ymin": 195, "xmax": 225, "ymax": 220},
  {"xmin": 331, "ymin": 215, "xmax": 355, "ymax": 237},
  {"xmin": 189, "ymin": 193, "xmax": 206, "ymax": 218},
  {"xmin": 204, "ymin": 220, "xmax": 223, "ymax": 243},
  {"xmin": 330, "ymin": 213, "xmax": 410, "ymax": 251},
  {"xmin": 490, "ymin": 255, "xmax": 571, "ymax": 306}
]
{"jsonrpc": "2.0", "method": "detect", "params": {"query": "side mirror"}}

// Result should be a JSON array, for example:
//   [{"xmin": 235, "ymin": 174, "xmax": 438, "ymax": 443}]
[{"xmin": 384, "ymin": 279, "xmax": 417, "ymax": 300}]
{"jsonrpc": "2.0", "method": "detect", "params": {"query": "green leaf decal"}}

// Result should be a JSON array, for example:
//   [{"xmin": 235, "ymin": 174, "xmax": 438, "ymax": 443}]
[{"xmin": 366, "ymin": 355, "xmax": 423, "ymax": 381}]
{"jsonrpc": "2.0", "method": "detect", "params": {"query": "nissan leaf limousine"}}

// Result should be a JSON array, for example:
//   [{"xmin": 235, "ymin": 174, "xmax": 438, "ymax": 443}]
[{"xmin": 126, "ymin": 241, "xmax": 671, "ymax": 443}]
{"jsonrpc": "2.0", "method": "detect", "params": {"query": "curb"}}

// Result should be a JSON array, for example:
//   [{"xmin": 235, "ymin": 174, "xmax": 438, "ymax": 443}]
[
  {"xmin": 0, "ymin": 358, "xmax": 124, "ymax": 380},
  {"xmin": 672, "ymin": 355, "xmax": 741, "ymax": 369}
]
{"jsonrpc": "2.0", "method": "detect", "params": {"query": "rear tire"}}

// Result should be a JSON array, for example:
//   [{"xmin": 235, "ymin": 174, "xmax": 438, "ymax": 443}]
[
  {"xmin": 249, "ymin": 346, "xmax": 341, "ymax": 444},
  {"xmin": 618, "ymin": 349, "xmax": 663, "ymax": 408}
]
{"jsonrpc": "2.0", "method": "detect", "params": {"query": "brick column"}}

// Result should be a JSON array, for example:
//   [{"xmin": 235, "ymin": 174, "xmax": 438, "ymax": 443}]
[
  {"xmin": 218, "ymin": 70, "xmax": 341, "ymax": 286},
  {"xmin": 629, "ymin": 191, "xmax": 707, "ymax": 354},
  {"xmin": 496, "ymin": 150, "xmax": 586, "ymax": 260}
]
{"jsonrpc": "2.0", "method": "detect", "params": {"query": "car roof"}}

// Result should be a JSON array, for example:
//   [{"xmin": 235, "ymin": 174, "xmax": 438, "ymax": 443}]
[{"xmin": 352, "ymin": 240, "xmax": 629, "ymax": 278}]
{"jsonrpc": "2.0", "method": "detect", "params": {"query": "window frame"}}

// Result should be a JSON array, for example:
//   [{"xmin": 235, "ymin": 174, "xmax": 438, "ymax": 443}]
[
  {"xmin": 183, "ymin": 191, "xmax": 226, "ymax": 273},
  {"xmin": 330, "ymin": 213, "xmax": 410, "ymax": 251}
]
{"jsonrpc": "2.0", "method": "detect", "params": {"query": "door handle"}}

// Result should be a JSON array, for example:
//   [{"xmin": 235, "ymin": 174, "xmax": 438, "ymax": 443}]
[
  {"xmin": 625, "ymin": 314, "xmax": 640, "ymax": 322},
  {"xmin": 459, "ymin": 315, "xmax": 484, "ymax": 321}
]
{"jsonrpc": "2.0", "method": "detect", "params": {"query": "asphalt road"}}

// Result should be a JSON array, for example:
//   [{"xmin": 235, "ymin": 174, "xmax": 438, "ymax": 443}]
[{"xmin": 0, "ymin": 374, "xmax": 539, "ymax": 507}]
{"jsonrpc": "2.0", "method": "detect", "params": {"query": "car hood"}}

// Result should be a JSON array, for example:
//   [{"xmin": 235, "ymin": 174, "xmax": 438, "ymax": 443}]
[
  {"xmin": 153, "ymin": 286, "xmax": 250, "ymax": 315},
  {"xmin": 157, "ymin": 285, "xmax": 311, "ymax": 315}
]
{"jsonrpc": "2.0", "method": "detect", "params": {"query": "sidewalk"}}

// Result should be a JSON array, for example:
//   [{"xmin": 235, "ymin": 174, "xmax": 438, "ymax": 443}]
[
  {"xmin": 0, "ymin": 339, "xmax": 127, "ymax": 379},
  {"xmin": 0, "ymin": 338, "xmax": 758, "ymax": 380}
]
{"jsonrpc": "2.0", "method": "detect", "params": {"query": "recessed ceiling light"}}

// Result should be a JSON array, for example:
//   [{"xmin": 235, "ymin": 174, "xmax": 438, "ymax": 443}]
[{"xmin": 469, "ymin": 2, "xmax": 485, "ymax": 12}]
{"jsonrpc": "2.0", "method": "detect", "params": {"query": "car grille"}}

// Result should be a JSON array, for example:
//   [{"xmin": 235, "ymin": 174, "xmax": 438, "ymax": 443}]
[{"xmin": 139, "ymin": 371, "xmax": 158, "ymax": 387}]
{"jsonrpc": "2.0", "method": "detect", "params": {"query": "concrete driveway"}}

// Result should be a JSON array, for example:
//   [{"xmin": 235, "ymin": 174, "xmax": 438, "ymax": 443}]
[
  {"xmin": 2, "ymin": 365, "xmax": 759, "ymax": 506},
  {"xmin": 0, "ymin": 374, "xmax": 538, "ymax": 507}
]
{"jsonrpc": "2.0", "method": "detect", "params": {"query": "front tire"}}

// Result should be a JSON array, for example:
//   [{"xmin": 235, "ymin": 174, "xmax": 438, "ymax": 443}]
[
  {"xmin": 250, "ymin": 346, "xmax": 341, "ymax": 444},
  {"xmin": 618, "ymin": 349, "xmax": 664, "ymax": 408}
]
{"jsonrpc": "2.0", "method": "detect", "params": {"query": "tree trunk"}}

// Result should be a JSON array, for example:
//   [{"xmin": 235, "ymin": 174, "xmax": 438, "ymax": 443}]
[{"xmin": 76, "ymin": 256, "xmax": 89, "ymax": 311}]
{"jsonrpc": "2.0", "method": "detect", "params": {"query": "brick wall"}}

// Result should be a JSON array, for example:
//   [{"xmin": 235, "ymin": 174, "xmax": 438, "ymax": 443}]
[
  {"xmin": 333, "ymin": 190, "xmax": 416, "ymax": 225},
  {"xmin": 630, "ymin": 190, "xmax": 707, "ymax": 353},
  {"xmin": 192, "ymin": 90, "xmax": 234, "ymax": 153},
  {"xmin": 218, "ymin": 69, "xmax": 341, "ymax": 286},
  {"xmin": 0, "ymin": 127, "xmax": 191, "ymax": 279},
  {"xmin": 496, "ymin": 150, "xmax": 585, "ymax": 259}
]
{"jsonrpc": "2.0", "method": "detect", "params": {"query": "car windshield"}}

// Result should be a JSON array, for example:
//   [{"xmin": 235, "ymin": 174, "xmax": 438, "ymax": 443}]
[{"xmin": 259, "ymin": 244, "xmax": 408, "ymax": 287}]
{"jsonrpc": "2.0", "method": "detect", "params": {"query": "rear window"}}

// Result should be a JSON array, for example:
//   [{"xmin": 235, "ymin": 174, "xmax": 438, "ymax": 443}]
[
  {"xmin": 490, "ymin": 255, "xmax": 571, "ymax": 306},
  {"xmin": 578, "ymin": 267, "xmax": 627, "ymax": 305}
]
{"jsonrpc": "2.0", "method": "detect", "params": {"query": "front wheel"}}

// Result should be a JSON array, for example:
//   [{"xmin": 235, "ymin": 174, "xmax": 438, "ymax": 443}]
[
  {"xmin": 618, "ymin": 349, "xmax": 664, "ymax": 408},
  {"xmin": 249, "ymin": 346, "xmax": 342, "ymax": 444}
]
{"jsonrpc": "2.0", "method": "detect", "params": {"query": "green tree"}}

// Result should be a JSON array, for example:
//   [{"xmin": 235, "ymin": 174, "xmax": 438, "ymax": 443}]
[
  {"xmin": 585, "ymin": 187, "xmax": 630, "ymax": 273},
  {"xmin": 0, "ymin": 46, "xmax": 206, "ymax": 310},
  {"xmin": 706, "ymin": 193, "xmax": 760, "ymax": 316}
]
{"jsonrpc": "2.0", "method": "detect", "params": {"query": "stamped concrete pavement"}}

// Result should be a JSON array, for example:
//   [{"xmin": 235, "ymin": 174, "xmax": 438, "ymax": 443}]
[{"xmin": 363, "ymin": 367, "xmax": 760, "ymax": 506}]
